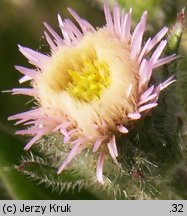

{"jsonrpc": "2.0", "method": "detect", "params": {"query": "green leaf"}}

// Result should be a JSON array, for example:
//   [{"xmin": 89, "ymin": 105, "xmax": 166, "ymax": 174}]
[
  {"xmin": 0, "ymin": 128, "xmax": 95, "ymax": 199},
  {"xmin": 16, "ymin": 153, "xmax": 98, "ymax": 199}
]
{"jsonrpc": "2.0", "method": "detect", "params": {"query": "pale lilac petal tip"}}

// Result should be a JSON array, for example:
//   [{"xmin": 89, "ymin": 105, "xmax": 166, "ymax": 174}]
[
  {"xmin": 15, "ymin": 66, "xmax": 38, "ymax": 80},
  {"xmin": 160, "ymin": 76, "xmax": 176, "ymax": 91},
  {"xmin": 154, "ymin": 54, "xmax": 177, "ymax": 68},
  {"xmin": 138, "ymin": 93, "xmax": 158, "ymax": 106},
  {"xmin": 131, "ymin": 11, "xmax": 147, "ymax": 59},
  {"xmin": 96, "ymin": 152, "xmax": 105, "ymax": 184},
  {"xmin": 146, "ymin": 26, "xmax": 168, "ymax": 54},
  {"xmin": 18, "ymin": 45, "xmax": 49, "ymax": 68},
  {"xmin": 138, "ymin": 103, "xmax": 158, "ymax": 113},
  {"xmin": 57, "ymin": 142, "xmax": 83, "ymax": 174},
  {"xmin": 11, "ymin": 88, "xmax": 37, "ymax": 97},
  {"xmin": 24, "ymin": 135, "xmax": 42, "ymax": 151},
  {"xmin": 104, "ymin": 3, "xmax": 114, "ymax": 29},
  {"xmin": 150, "ymin": 39, "xmax": 167, "ymax": 64},
  {"xmin": 140, "ymin": 85, "xmax": 154, "ymax": 101},
  {"xmin": 93, "ymin": 137, "xmax": 104, "ymax": 153},
  {"xmin": 127, "ymin": 112, "xmax": 141, "ymax": 120},
  {"xmin": 44, "ymin": 31, "xmax": 58, "ymax": 51},
  {"xmin": 138, "ymin": 38, "xmax": 151, "ymax": 63},
  {"xmin": 113, "ymin": 5, "xmax": 122, "ymax": 36},
  {"xmin": 19, "ymin": 76, "xmax": 32, "ymax": 84},
  {"xmin": 44, "ymin": 22, "xmax": 64, "ymax": 46},
  {"xmin": 110, "ymin": 135, "xmax": 118, "ymax": 157},
  {"xmin": 117, "ymin": 125, "xmax": 129, "ymax": 133},
  {"xmin": 107, "ymin": 136, "xmax": 119, "ymax": 165},
  {"xmin": 67, "ymin": 8, "xmax": 95, "ymax": 33},
  {"xmin": 57, "ymin": 15, "xmax": 71, "ymax": 43}
]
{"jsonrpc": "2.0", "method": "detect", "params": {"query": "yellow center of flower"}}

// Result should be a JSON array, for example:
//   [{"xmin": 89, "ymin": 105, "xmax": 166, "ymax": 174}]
[{"xmin": 65, "ymin": 59, "xmax": 111, "ymax": 102}]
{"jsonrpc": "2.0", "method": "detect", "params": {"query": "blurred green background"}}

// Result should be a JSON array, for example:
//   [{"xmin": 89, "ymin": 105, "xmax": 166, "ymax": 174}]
[{"xmin": 0, "ymin": 0, "xmax": 186, "ymax": 200}]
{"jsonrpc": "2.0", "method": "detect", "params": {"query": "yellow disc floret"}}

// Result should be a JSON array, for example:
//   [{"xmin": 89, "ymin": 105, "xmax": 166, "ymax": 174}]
[{"xmin": 66, "ymin": 59, "xmax": 111, "ymax": 102}]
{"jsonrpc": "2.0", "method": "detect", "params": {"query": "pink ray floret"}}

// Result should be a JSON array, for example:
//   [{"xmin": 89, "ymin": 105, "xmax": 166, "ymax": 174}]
[{"xmin": 96, "ymin": 152, "xmax": 105, "ymax": 184}]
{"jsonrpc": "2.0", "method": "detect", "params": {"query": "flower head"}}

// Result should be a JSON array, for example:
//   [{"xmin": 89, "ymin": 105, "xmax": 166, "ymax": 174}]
[{"xmin": 9, "ymin": 4, "xmax": 176, "ymax": 184}]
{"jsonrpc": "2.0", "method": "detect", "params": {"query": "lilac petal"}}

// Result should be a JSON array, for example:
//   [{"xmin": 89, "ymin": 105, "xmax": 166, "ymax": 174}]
[
  {"xmin": 24, "ymin": 134, "xmax": 43, "ymax": 150},
  {"xmin": 23, "ymin": 126, "xmax": 51, "ymax": 150},
  {"xmin": 11, "ymin": 88, "xmax": 37, "ymax": 97},
  {"xmin": 160, "ymin": 76, "xmax": 176, "ymax": 91},
  {"xmin": 131, "ymin": 11, "xmax": 147, "ymax": 59},
  {"xmin": 124, "ymin": 8, "xmax": 132, "ymax": 40},
  {"xmin": 16, "ymin": 127, "xmax": 43, "ymax": 135},
  {"xmin": 14, "ymin": 117, "xmax": 34, "ymax": 125},
  {"xmin": 71, "ymin": 138, "xmax": 86, "ymax": 145},
  {"xmin": 138, "ymin": 93, "xmax": 158, "ymax": 106},
  {"xmin": 110, "ymin": 135, "xmax": 118, "ymax": 157},
  {"xmin": 63, "ymin": 18, "xmax": 83, "ymax": 40},
  {"xmin": 18, "ymin": 45, "xmax": 49, "ymax": 68},
  {"xmin": 67, "ymin": 8, "xmax": 95, "ymax": 34},
  {"xmin": 153, "ymin": 54, "xmax": 177, "ymax": 68},
  {"xmin": 131, "ymin": 24, "xmax": 142, "ymax": 58},
  {"xmin": 151, "ymin": 78, "xmax": 175, "ymax": 103},
  {"xmin": 121, "ymin": 13, "xmax": 128, "ymax": 39},
  {"xmin": 53, "ymin": 122, "xmax": 71, "ymax": 132},
  {"xmin": 143, "ymin": 61, "xmax": 154, "ymax": 85},
  {"xmin": 59, "ymin": 19, "xmax": 82, "ymax": 44},
  {"xmin": 120, "ymin": 9, "xmax": 126, "ymax": 24},
  {"xmin": 139, "ymin": 58, "xmax": 147, "ymax": 77},
  {"xmin": 44, "ymin": 22, "xmax": 64, "ymax": 46},
  {"xmin": 59, "ymin": 25, "xmax": 73, "ymax": 44},
  {"xmin": 113, "ymin": 5, "xmax": 121, "ymax": 36},
  {"xmin": 138, "ymin": 103, "xmax": 158, "ymax": 113},
  {"xmin": 104, "ymin": 3, "xmax": 114, "ymax": 29},
  {"xmin": 16, "ymin": 129, "xmax": 35, "ymax": 135},
  {"xmin": 151, "ymin": 77, "xmax": 175, "ymax": 100},
  {"xmin": 107, "ymin": 140, "xmax": 118, "ymax": 165},
  {"xmin": 140, "ymin": 85, "xmax": 154, "ymax": 101},
  {"xmin": 150, "ymin": 40, "xmax": 167, "ymax": 64},
  {"xmin": 151, "ymin": 77, "xmax": 175, "ymax": 103},
  {"xmin": 58, "ymin": 122, "xmax": 72, "ymax": 136},
  {"xmin": 139, "ymin": 59, "xmax": 153, "ymax": 85},
  {"xmin": 24, "ymin": 127, "xmax": 50, "ymax": 151},
  {"xmin": 81, "ymin": 20, "xmax": 95, "ymax": 32},
  {"xmin": 57, "ymin": 142, "xmax": 84, "ymax": 174},
  {"xmin": 53, "ymin": 124, "xmax": 64, "ymax": 132},
  {"xmin": 57, "ymin": 15, "xmax": 71, "ymax": 43},
  {"xmin": 127, "ymin": 112, "xmax": 141, "ymax": 120},
  {"xmin": 8, "ymin": 108, "xmax": 41, "ymax": 121},
  {"xmin": 117, "ymin": 125, "xmax": 129, "ymax": 133},
  {"xmin": 14, "ymin": 119, "xmax": 34, "ymax": 126},
  {"xmin": 146, "ymin": 27, "xmax": 168, "ymax": 54},
  {"xmin": 153, "ymin": 84, "xmax": 162, "ymax": 96},
  {"xmin": 138, "ymin": 38, "xmax": 151, "ymax": 63},
  {"xmin": 93, "ymin": 137, "xmax": 104, "ymax": 152},
  {"xmin": 15, "ymin": 66, "xmax": 38, "ymax": 80},
  {"xmin": 60, "ymin": 127, "xmax": 68, "ymax": 137},
  {"xmin": 64, "ymin": 129, "xmax": 77, "ymax": 143},
  {"xmin": 96, "ymin": 152, "xmax": 105, "ymax": 184},
  {"xmin": 121, "ymin": 8, "xmax": 132, "ymax": 40},
  {"xmin": 44, "ymin": 31, "xmax": 58, "ymax": 52},
  {"xmin": 23, "ymin": 120, "xmax": 36, "ymax": 126},
  {"xmin": 19, "ymin": 76, "xmax": 32, "ymax": 84}
]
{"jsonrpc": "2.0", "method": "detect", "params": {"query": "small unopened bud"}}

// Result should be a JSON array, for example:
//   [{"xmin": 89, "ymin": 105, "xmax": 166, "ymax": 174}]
[{"xmin": 167, "ymin": 8, "xmax": 185, "ymax": 54}]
